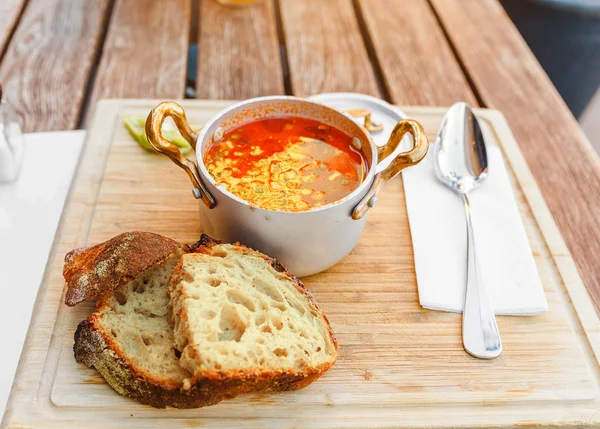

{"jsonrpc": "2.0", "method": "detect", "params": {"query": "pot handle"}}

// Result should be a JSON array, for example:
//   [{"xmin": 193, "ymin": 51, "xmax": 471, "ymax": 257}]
[
  {"xmin": 145, "ymin": 101, "xmax": 216, "ymax": 209},
  {"xmin": 352, "ymin": 119, "xmax": 428, "ymax": 220}
]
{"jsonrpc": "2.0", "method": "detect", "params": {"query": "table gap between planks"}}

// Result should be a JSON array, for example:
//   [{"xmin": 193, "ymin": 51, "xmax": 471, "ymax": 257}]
[{"xmin": 0, "ymin": 0, "xmax": 599, "ymax": 313}]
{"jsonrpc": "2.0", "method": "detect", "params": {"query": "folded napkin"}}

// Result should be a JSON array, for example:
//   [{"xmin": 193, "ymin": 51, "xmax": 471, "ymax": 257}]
[
  {"xmin": 0, "ymin": 130, "xmax": 84, "ymax": 412},
  {"xmin": 402, "ymin": 146, "xmax": 548, "ymax": 315}
]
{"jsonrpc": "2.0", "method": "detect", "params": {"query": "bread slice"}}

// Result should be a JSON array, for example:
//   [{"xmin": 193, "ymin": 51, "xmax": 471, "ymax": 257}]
[
  {"xmin": 64, "ymin": 231, "xmax": 180, "ymax": 306},
  {"xmin": 70, "ymin": 233, "xmax": 337, "ymax": 408},
  {"xmin": 169, "ymin": 236, "xmax": 338, "ymax": 398},
  {"xmin": 73, "ymin": 249, "xmax": 200, "ymax": 407}
]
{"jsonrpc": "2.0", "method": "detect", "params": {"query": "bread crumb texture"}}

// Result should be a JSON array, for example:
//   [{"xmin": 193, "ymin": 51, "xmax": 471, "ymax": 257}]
[
  {"xmin": 95, "ymin": 250, "xmax": 190, "ymax": 384},
  {"xmin": 170, "ymin": 244, "xmax": 336, "ymax": 379}
]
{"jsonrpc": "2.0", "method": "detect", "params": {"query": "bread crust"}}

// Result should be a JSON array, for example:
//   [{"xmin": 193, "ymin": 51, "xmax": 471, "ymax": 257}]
[{"xmin": 64, "ymin": 231, "xmax": 181, "ymax": 306}]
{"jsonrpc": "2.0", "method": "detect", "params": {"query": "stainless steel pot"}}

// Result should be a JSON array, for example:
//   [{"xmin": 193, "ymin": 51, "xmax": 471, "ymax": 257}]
[{"xmin": 146, "ymin": 96, "xmax": 428, "ymax": 277}]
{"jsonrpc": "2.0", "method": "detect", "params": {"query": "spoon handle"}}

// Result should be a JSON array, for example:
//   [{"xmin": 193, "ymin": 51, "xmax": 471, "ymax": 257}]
[{"xmin": 461, "ymin": 193, "xmax": 502, "ymax": 359}]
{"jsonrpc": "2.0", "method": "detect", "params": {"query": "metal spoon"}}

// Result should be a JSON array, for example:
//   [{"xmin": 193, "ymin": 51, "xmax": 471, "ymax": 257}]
[{"xmin": 432, "ymin": 102, "xmax": 502, "ymax": 359}]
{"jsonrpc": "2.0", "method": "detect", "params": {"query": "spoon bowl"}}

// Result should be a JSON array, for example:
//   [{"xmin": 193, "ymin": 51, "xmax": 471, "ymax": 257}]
[{"xmin": 433, "ymin": 102, "xmax": 488, "ymax": 194}]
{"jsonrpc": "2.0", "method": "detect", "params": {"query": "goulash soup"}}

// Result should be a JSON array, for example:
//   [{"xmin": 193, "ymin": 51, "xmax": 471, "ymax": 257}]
[{"xmin": 204, "ymin": 117, "xmax": 366, "ymax": 212}]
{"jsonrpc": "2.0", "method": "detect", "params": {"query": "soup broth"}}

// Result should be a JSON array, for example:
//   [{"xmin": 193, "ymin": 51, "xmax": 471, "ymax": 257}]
[{"xmin": 203, "ymin": 116, "xmax": 366, "ymax": 212}]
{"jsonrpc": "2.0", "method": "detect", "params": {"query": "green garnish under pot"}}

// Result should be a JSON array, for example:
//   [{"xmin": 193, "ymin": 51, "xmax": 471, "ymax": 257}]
[{"xmin": 123, "ymin": 115, "xmax": 201, "ymax": 155}]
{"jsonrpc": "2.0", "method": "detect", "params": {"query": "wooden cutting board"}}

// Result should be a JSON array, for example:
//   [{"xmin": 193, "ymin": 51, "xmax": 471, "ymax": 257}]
[{"xmin": 4, "ymin": 100, "xmax": 600, "ymax": 429}]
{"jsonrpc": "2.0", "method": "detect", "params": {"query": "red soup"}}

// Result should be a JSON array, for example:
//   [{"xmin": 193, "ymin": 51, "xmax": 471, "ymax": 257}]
[{"xmin": 203, "ymin": 116, "xmax": 366, "ymax": 212}]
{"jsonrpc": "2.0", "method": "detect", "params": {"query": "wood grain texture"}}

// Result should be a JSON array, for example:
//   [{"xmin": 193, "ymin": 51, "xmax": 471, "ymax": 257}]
[
  {"xmin": 88, "ymin": 0, "xmax": 191, "ymax": 109},
  {"xmin": 195, "ymin": 0, "xmax": 284, "ymax": 99},
  {"xmin": 279, "ymin": 0, "xmax": 380, "ymax": 97},
  {"xmin": 430, "ymin": 0, "xmax": 600, "ymax": 313},
  {"xmin": 0, "ymin": 0, "xmax": 111, "ymax": 132},
  {"xmin": 356, "ymin": 0, "xmax": 477, "ymax": 106},
  {"xmin": 4, "ymin": 100, "xmax": 600, "ymax": 428},
  {"xmin": 0, "ymin": 0, "xmax": 26, "ymax": 58}
]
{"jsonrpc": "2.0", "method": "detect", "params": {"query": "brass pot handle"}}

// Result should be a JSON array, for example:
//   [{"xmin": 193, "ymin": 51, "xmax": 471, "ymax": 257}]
[
  {"xmin": 352, "ymin": 119, "xmax": 428, "ymax": 220},
  {"xmin": 145, "ymin": 101, "xmax": 216, "ymax": 208}
]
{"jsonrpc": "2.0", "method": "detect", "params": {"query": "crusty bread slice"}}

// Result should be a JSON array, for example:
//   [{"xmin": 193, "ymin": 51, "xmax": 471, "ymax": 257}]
[
  {"xmin": 64, "ymin": 231, "xmax": 181, "ymax": 306},
  {"xmin": 169, "ymin": 235, "xmax": 338, "ymax": 398},
  {"xmin": 73, "ymin": 248, "xmax": 202, "ymax": 407}
]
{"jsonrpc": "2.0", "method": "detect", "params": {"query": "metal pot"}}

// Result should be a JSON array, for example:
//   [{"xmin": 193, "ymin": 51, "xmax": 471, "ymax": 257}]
[{"xmin": 146, "ymin": 96, "xmax": 428, "ymax": 277}]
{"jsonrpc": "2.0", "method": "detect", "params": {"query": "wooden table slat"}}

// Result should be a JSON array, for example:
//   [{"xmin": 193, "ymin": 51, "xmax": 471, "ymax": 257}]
[
  {"xmin": 279, "ymin": 0, "xmax": 380, "ymax": 97},
  {"xmin": 0, "ymin": 0, "xmax": 111, "ymax": 132},
  {"xmin": 0, "ymin": 0, "xmax": 26, "ymax": 59},
  {"xmin": 430, "ymin": 0, "xmax": 600, "ymax": 310},
  {"xmin": 195, "ymin": 0, "xmax": 284, "ymax": 99},
  {"xmin": 88, "ymin": 0, "xmax": 191, "ymax": 110},
  {"xmin": 357, "ymin": 0, "xmax": 477, "ymax": 106}
]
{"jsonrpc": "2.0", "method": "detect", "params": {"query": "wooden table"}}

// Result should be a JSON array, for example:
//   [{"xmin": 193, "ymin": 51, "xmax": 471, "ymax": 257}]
[{"xmin": 1, "ymin": 0, "xmax": 599, "ymax": 313}]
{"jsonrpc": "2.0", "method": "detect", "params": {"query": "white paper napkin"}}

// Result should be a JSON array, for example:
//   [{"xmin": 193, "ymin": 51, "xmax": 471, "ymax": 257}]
[
  {"xmin": 402, "ymin": 146, "xmax": 548, "ymax": 315},
  {"xmin": 0, "ymin": 130, "xmax": 84, "ymax": 413}
]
